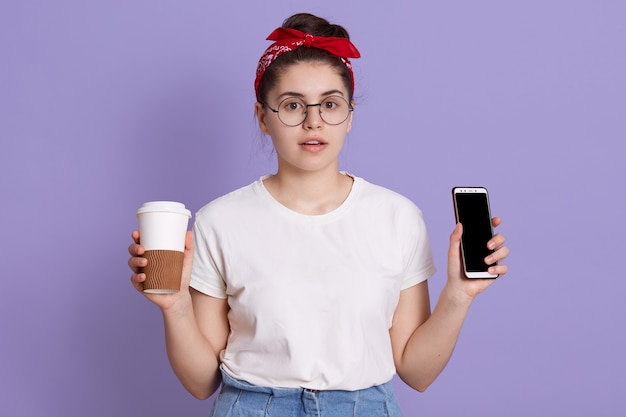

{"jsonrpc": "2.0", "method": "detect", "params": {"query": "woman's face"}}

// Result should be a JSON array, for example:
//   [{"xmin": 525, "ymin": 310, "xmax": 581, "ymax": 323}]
[{"xmin": 255, "ymin": 61, "xmax": 353, "ymax": 176}]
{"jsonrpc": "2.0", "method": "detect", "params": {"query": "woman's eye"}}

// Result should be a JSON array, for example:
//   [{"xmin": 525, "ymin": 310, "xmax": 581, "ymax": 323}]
[
  {"xmin": 322, "ymin": 100, "xmax": 338, "ymax": 110},
  {"xmin": 282, "ymin": 101, "xmax": 303, "ymax": 112}
]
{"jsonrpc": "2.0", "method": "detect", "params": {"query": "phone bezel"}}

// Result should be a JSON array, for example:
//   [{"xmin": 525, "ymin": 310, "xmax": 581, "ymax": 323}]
[{"xmin": 452, "ymin": 186, "xmax": 499, "ymax": 279}]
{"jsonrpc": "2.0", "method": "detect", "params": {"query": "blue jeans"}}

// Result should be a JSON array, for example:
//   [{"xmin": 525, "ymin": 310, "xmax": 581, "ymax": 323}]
[{"xmin": 209, "ymin": 368, "xmax": 404, "ymax": 417}]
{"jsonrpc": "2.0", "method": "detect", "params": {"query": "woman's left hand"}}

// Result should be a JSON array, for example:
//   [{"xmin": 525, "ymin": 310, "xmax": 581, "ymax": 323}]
[{"xmin": 447, "ymin": 217, "xmax": 509, "ymax": 299}]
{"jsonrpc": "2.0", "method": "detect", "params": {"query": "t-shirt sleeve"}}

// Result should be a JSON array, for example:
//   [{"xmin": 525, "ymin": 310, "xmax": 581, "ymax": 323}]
[
  {"xmin": 189, "ymin": 215, "xmax": 228, "ymax": 299},
  {"xmin": 400, "ymin": 203, "xmax": 437, "ymax": 290}
]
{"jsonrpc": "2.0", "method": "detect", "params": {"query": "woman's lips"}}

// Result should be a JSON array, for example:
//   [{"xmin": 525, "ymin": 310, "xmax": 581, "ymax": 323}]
[{"xmin": 300, "ymin": 139, "xmax": 327, "ymax": 152}]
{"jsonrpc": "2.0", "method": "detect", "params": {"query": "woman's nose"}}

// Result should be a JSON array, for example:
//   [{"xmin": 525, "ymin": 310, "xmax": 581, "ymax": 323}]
[{"xmin": 302, "ymin": 104, "xmax": 323, "ymax": 129}]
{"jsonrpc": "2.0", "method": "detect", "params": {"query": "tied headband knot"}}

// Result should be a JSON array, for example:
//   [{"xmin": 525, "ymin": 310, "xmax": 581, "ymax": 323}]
[
  {"xmin": 255, "ymin": 27, "xmax": 361, "ymax": 99},
  {"xmin": 303, "ymin": 33, "xmax": 314, "ymax": 48}
]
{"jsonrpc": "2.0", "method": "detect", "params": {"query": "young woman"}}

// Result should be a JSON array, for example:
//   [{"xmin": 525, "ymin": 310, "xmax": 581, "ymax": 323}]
[{"xmin": 128, "ymin": 13, "xmax": 509, "ymax": 417}]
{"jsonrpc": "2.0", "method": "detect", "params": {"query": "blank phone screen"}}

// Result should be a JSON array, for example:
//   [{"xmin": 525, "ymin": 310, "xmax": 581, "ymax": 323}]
[{"xmin": 455, "ymin": 192, "xmax": 495, "ymax": 272}]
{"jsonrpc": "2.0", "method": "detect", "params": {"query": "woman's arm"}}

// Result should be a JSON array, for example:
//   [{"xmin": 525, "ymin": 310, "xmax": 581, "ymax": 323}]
[
  {"xmin": 390, "ymin": 279, "xmax": 472, "ymax": 392},
  {"xmin": 129, "ymin": 231, "xmax": 230, "ymax": 399},
  {"xmin": 161, "ymin": 290, "xmax": 229, "ymax": 399},
  {"xmin": 390, "ymin": 219, "xmax": 509, "ymax": 392}
]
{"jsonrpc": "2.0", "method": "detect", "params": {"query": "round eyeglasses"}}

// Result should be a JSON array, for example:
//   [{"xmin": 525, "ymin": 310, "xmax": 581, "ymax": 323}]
[{"xmin": 262, "ymin": 95, "xmax": 354, "ymax": 127}]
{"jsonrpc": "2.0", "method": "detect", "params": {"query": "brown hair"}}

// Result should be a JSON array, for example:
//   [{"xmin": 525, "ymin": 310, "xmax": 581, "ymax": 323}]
[{"xmin": 256, "ymin": 13, "xmax": 354, "ymax": 103}]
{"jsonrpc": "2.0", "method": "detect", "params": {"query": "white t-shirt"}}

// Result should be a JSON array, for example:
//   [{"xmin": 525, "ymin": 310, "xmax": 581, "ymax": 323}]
[{"xmin": 190, "ymin": 174, "xmax": 436, "ymax": 391}]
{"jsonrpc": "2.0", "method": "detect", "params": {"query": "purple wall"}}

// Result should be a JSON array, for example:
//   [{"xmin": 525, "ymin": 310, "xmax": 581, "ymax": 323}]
[{"xmin": 1, "ymin": 1, "xmax": 624, "ymax": 416}]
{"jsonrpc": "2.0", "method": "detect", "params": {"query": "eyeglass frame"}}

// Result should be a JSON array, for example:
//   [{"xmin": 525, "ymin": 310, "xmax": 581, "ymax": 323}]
[{"xmin": 260, "ymin": 95, "xmax": 354, "ymax": 127}]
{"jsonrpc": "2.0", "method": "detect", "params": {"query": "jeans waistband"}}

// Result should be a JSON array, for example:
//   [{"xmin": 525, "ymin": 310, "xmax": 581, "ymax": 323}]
[{"xmin": 219, "ymin": 366, "xmax": 394, "ymax": 397}]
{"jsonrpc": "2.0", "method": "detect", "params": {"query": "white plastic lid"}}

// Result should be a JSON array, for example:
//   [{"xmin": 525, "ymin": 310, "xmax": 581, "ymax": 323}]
[{"xmin": 136, "ymin": 201, "xmax": 191, "ymax": 217}]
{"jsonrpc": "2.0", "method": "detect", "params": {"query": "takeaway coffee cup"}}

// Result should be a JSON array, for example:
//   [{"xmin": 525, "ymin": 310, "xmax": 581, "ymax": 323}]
[{"xmin": 136, "ymin": 201, "xmax": 191, "ymax": 294}]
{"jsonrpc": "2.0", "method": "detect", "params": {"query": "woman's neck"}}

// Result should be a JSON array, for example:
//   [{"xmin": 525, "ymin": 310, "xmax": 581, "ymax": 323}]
[{"xmin": 263, "ymin": 169, "xmax": 354, "ymax": 215}]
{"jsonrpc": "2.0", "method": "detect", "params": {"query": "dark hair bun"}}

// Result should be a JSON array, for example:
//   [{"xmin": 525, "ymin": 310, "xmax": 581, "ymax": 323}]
[{"xmin": 282, "ymin": 13, "xmax": 350, "ymax": 39}]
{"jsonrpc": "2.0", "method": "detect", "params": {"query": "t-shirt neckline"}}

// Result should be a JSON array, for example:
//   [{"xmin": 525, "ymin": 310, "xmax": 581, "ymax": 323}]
[{"xmin": 254, "ymin": 172, "xmax": 361, "ymax": 223}]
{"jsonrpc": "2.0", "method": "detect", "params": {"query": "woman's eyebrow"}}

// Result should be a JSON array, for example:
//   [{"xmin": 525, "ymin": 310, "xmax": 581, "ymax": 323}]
[
  {"xmin": 321, "ymin": 89, "xmax": 345, "ymax": 97},
  {"xmin": 276, "ymin": 89, "xmax": 346, "ymax": 101},
  {"xmin": 276, "ymin": 91, "xmax": 305, "ymax": 100}
]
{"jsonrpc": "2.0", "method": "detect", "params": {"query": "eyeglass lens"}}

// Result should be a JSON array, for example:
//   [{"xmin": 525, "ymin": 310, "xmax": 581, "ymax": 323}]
[{"xmin": 276, "ymin": 96, "xmax": 352, "ymax": 126}]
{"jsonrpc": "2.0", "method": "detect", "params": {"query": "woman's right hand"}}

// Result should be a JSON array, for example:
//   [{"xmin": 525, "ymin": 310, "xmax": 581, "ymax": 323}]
[{"xmin": 128, "ymin": 230, "xmax": 195, "ymax": 311}]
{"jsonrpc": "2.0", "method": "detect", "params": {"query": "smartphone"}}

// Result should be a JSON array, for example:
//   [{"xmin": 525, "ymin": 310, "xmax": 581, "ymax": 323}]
[{"xmin": 452, "ymin": 187, "xmax": 498, "ymax": 279}]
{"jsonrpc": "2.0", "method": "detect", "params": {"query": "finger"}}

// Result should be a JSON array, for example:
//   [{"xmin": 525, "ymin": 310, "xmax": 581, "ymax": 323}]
[
  {"xmin": 448, "ymin": 223, "xmax": 463, "ymax": 259},
  {"xmin": 488, "ymin": 264, "xmax": 508, "ymax": 277},
  {"xmin": 490, "ymin": 245, "xmax": 510, "ymax": 263},
  {"xmin": 491, "ymin": 217, "xmax": 502, "ymax": 228},
  {"xmin": 130, "ymin": 272, "xmax": 146, "ymax": 292},
  {"xmin": 128, "ymin": 254, "xmax": 147, "ymax": 273},
  {"xmin": 184, "ymin": 230, "xmax": 194, "ymax": 252},
  {"xmin": 449, "ymin": 222, "xmax": 462, "ymax": 245},
  {"xmin": 128, "ymin": 242, "xmax": 145, "ymax": 257},
  {"xmin": 130, "ymin": 271, "xmax": 146, "ymax": 283},
  {"xmin": 485, "ymin": 245, "xmax": 509, "ymax": 266},
  {"xmin": 131, "ymin": 230, "xmax": 141, "ymax": 244},
  {"xmin": 487, "ymin": 233, "xmax": 506, "ymax": 250}
]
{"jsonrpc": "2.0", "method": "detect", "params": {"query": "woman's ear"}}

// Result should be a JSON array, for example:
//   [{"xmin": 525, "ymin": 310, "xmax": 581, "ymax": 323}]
[
  {"xmin": 346, "ymin": 101, "xmax": 355, "ymax": 133},
  {"xmin": 255, "ymin": 102, "xmax": 270, "ymax": 135}
]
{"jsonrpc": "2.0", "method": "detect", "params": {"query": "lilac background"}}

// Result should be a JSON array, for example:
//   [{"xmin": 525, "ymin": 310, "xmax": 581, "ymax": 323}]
[{"xmin": 1, "ymin": 1, "xmax": 624, "ymax": 416}]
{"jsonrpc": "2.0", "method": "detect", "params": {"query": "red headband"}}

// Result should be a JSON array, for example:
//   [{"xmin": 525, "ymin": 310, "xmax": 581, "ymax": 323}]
[{"xmin": 254, "ymin": 27, "xmax": 361, "ymax": 100}]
